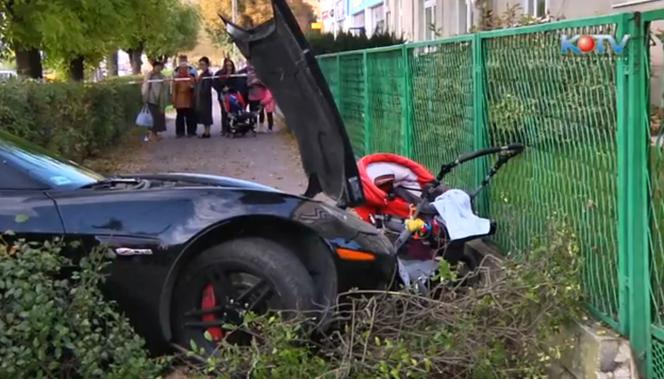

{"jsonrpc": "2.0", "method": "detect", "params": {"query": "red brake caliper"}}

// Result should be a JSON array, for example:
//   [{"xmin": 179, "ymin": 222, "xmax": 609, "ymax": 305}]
[{"xmin": 201, "ymin": 283, "xmax": 224, "ymax": 341}]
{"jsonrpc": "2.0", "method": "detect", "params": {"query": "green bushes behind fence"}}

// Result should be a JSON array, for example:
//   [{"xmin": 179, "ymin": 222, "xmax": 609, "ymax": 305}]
[{"xmin": 0, "ymin": 78, "xmax": 142, "ymax": 161}]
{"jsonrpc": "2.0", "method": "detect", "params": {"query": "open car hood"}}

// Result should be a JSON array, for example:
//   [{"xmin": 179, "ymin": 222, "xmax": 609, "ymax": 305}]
[{"xmin": 221, "ymin": 0, "xmax": 364, "ymax": 207}]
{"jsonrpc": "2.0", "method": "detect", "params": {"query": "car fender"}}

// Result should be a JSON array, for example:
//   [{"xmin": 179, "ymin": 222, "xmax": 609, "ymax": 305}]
[{"xmin": 158, "ymin": 202, "xmax": 396, "ymax": 343}]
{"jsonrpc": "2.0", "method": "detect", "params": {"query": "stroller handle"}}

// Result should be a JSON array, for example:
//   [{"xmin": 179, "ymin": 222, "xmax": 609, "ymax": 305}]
[
  {"xmin": 436, "ymin": 143, "xmax": 524, "ymax": 181},
  {"xmin": 394, "ymin": 143, "xmax": 524, "ymax": 252}
]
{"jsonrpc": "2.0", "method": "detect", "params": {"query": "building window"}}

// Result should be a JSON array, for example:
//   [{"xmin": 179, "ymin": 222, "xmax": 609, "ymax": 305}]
[
  {"xmin": 352, "ymin": 11, "xmax": 365, "ymax": 28},
  {"xmin": 424, "ymin": 0, "xmax": 436, "ymax": 40},
  {"xmin": 525, "ymin": 0, "xmax": 548, "ymax": 18},
  {"xmin": 457, "ymin": 0, "xmax": 466, "ymax": 34},
  {"xmin": 372, "ymin": 5, "xmax": 385, "ymax": 34},
  {"xmin": 438, "ymin": 1, "xmax": 444, "ymax": 36},
  {"xmin": 335, "ymin": 0, "xmax": 344, "ymax": 21},
  {"xmin": 397, "ymin": 0, "xmax": 402, "ymax": 35},
  {"xmin": 457, "ymin": 0, "xmax": 473, "ymax": 33},
  {"xmin": 385, "ymin": 10, "xmax": 391, "ymax": 32}
]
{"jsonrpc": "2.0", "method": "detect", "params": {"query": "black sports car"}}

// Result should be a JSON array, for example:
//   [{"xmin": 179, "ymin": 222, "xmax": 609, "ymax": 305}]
[{"xmin": 0, "ymin": 0, "xmax": 396, "ymax": 354}]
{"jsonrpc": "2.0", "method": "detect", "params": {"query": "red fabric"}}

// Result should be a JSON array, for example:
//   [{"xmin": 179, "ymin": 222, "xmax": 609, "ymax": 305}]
[{"xmin": 354, "ymin": 153, "xmax": 435, "ymax": 221}]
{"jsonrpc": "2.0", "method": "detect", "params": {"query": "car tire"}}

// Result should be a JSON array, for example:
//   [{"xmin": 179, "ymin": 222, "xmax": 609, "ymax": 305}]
[{"xmin": 171, "ymin": 237, "xmax": 315, "ymax": 352}]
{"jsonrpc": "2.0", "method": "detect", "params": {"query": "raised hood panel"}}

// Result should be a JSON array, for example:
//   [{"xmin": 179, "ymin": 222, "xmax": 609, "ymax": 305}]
[{"xmin": 221, "ymin": 0, "xmax": 364, "ymax": 207}]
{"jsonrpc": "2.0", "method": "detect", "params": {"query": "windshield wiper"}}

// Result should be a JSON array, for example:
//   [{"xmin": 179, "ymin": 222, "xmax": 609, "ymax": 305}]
[{"xmin": 79, "ymin": 177, "xmax": 140, "ymax": 189}]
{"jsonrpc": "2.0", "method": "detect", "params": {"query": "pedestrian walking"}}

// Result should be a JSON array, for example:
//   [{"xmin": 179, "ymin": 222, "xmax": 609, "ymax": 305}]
[
  {"xmin": 246, "ymin": 63, "xmax": 275, "ymax": 132},
  {"xmin": 195, "ymin": 57, "xmax": 214, "ymax": 139},
  {"xmin": 213, "ymin": 58, "xmax": 244, "ymax": 137},
  {"xmin": 141, "ymin": 60, "xmax": 168, "ymax": 142},
  {"xmin": 172, "ymin": 55, "xmax": 197, "ymax": 137}
]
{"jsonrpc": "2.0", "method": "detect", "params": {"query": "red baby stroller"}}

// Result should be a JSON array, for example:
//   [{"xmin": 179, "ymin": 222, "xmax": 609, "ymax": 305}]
[
  {"xmin": 352, "ymin": 144, "xmax": 524, "ymax": 289},
  {"xmin": 355, "ymin": 153, "xmax": 437, "ymax": 223}
]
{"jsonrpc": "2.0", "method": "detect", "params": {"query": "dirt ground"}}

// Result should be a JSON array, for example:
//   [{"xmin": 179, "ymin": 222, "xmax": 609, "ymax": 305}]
[{"xmin": 86, "ymin": 100, "xmax": 309, "ymax": 195}]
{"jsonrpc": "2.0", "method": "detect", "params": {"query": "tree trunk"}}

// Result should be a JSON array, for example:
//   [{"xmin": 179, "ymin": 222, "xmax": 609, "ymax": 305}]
[
  {"xmin": 107, "ymin": 51, "xmax": 118, "ymax": 76},
  {"xmin": 68, "ymin": 56, "xmax": 85, "ymax": 81},
  {"xmin": 127, "ymin": 48, "xmax": 143, "ymax": 75},
  {"xmin": 14, "ymin": 46, "xmax": 43, "ymax": 79}
]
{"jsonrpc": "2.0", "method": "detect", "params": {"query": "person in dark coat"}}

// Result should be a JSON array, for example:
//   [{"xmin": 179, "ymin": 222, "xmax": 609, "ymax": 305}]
[
  {"xmin": 236, "ymin": 65, "xmax": 250, "ymax": 105},
  {"xmin": 213, "ymin": 58, "xmax": 244, "ymax": 137},
  {"xmin": 195, "ymin": 57, "xmax": 214, "ymax": 138}
]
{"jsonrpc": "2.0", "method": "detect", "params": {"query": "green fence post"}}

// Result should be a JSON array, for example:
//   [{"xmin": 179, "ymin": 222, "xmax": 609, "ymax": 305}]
[
  {"xmin": 335, "ymin": 54, "xmax": 341, "ymax": 103},
  {"xmin": 472, "ymin": 33, "xmax": 489, "ymax": 216},
  {"xmin": 401, "ymin": 44, "xmax": 414, "ymax": 158},
  {"xmin": 624, "ymin": 11, "xmax": 651, "ymax": 377},
  {"xmin": 616, "ymin": 12, "xmax": 632, "ymax": 339},
  {"xmin": 363, "ymin": 51, "xmax": 371, "ymax": 154}
]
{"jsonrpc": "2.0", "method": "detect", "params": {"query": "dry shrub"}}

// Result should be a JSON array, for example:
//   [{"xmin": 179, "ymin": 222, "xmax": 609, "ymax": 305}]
[{"xmin": 184, "ymin": 224, "xmax": 583, "ymax": 379}]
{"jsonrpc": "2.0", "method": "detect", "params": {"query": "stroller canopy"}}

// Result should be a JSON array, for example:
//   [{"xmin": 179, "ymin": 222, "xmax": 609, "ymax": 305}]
[{"xmin": 355, "ymin": 153, "xmax": 435, "ymax": 220}]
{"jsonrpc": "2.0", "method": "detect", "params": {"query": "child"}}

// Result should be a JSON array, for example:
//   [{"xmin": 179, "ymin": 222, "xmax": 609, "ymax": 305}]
[
  {"xmin": 250, "ymin": 84, "xmax": 275, "ymax": 132},
  {"xmin": 223, "ymin": 89, "xmax": 246, "ymax": 115},
  {"xmin": 245, "ymin": 63, "xmax": 275, "ymax": 132}
]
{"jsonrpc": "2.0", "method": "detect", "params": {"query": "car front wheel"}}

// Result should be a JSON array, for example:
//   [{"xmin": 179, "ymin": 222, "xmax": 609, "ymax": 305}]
[{"xmin": 171, "ymin": 237, "xmax": 316, "ymax": 352}]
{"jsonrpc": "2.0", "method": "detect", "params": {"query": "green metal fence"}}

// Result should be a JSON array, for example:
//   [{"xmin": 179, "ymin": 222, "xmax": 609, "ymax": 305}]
[
  {"xmin": 643, "ymin": 10, "xmax": 664, "ymax": 378},
  {"xmin": 318, "ymin": 11, "xmax": 662, "ymax": 378}
]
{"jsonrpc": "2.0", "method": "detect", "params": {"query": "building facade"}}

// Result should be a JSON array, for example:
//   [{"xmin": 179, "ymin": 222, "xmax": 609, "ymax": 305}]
[
  {"xmin": 492, "ymin": 0, "xmax": 664, "ymax": 20},
  {"xmin": 380, "ymin": 0, "xmax": 664, "ymax": 41}
]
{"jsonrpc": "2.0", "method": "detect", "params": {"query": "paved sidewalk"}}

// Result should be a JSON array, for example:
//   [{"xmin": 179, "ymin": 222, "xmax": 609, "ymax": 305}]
[{"xmin": 87, "ymin": 98, "xmax": 308, "ymax": 194}]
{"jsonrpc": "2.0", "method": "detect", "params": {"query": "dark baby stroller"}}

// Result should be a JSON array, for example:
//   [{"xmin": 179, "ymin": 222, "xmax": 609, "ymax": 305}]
[{"xmin": 222, "ymin": 90, "xmax": 257, "ymax": 138}]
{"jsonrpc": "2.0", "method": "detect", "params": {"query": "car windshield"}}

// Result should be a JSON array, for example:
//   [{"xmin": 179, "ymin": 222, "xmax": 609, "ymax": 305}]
[{"xmin": 0, "ymin": 130, "xmax": 104, "ymax": 189}]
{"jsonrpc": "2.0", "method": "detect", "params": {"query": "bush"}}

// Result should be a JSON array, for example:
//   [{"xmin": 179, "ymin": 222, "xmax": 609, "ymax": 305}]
[
  {"xmin": 185, "ymin": 224, "xmax": 583, "ymax": 378},
  {"xmin": 0, "ymin": 78, "xmax": 142, "ymax": 161},
  {"xmin": 0, "ymin": 237, "xmax": 167, "ymax": 379},
  {"xmin": 0, "ymin": 226, "xmax": 581, "ymax": 378},
  {"xmin": 308, "ymin": 30, "xmax": 405, "ymax": 55}
]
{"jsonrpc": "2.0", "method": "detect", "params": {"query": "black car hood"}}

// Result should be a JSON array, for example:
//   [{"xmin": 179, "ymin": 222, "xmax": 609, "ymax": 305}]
[
  {"xmin": 221, "ymin": 0, "xmax": 364, "ymax": 207},
  {"xmin": 133, "ymin": 173, "xmax": 281, "ymax": 192}
]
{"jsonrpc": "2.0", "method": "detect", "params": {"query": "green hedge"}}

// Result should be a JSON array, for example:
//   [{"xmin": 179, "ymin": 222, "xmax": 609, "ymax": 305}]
[
  {"xmin": 0, "ymin": 79, "xmax": 142, "ymax": 161},
  {"xmin": 0, "ymin": 239, "xmax": 167, "ymax": 378},
  {"xmin": 307, "ymin": 31, "xmax": 405, "ymax": 55}
]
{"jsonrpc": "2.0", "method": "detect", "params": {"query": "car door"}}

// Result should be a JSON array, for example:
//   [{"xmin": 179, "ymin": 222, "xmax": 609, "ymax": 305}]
[{"xmin": 0, "ymin": 159, "xmax": 65, "ymax": 243}]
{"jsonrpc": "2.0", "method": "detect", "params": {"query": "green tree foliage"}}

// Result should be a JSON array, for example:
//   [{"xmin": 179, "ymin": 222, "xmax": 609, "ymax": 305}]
[
  {"xmin": 0, "ymin": 0, "xmax": 200, "ymax": 79},
  {"xmin": 146, "ymin": 1, "xmax": 200, "ymax": 61},
  {"xmin": 43, "ymin": 0, "xmax": 132, "ymax": 74},
  {"xmin": 123, "ymin": 0, "xmax": 200, "ymax": 72},
  {"xmin": 200, "ymin": 0, "xmax": 314, "ymax": 50},
  {"xmin": 0, "ymin": 0, "xmax": 133, "ymax": 79}
]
